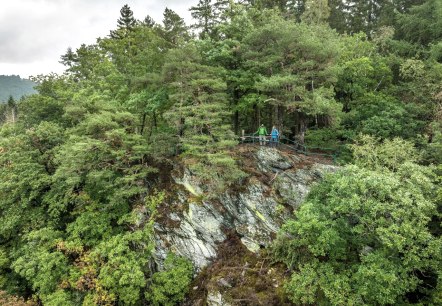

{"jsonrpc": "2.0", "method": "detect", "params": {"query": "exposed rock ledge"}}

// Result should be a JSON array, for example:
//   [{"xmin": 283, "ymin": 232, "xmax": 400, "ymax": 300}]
[{"xmin": 154, "ymin": 146, "xmax": 337, "ymax": 271}]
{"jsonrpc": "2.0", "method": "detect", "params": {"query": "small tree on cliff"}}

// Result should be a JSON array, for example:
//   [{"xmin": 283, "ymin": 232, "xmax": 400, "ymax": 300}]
[{"xmin": 163, "ymin": 42, "xmax": 246, "ymax": 192}]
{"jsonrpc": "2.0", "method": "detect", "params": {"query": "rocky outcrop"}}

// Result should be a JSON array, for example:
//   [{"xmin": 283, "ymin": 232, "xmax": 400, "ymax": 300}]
[
  {"xmin": 206, "ymin": 291, "xmax": 231, "ymax": 306},
  {"xmin": 154, "ymin": 147, "xmax": 337, "ymax": 272}
]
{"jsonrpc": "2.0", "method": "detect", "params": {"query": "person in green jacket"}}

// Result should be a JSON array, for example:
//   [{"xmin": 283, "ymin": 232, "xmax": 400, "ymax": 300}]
[{"xmin": 255, "ymin": 124, "xmax": 268, "ymax": 146}]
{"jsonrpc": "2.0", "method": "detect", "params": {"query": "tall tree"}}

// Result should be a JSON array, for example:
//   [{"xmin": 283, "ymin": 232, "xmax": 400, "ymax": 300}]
[
  {"xmin": 253, "ymin": 0, "xmax": 289, "ymax": 11},
  {"xmin": 396, "ymin": 0, "xmax": 442, "ymax": 46},
  {"xmin": 142, "ymin": 14, "xmax": 156, "ymax": 28},
  {"xmin": 163, "ymin": 43, "xmax": 245, "ymax": 192},
  {"xmin": 213, "ymin": 0, "xmax": 235, "ymax": 22},
  {"xmin": 327, "ymin": 0, "xmax": 348, "ymax": 32},
  {"xmin": 243, "ymin": 14, "xmax": 342, "ymax": 142},
  {"xmin": 301, "ymin": 0, "xmax": 330, "ymax": 24},
  {"xmin": 328, "ymin": 0, "xmax": 425, "ymax": 36},
  {"xmin": 190, "ymin": 0, "xmax": 217, "ymax": 39},
  {"xmin": 110, "ymin": 4, "xmax": 137, "ymax": 39},
  {"xmin": 159, "ymin": 8, "xmax": 190, "ymax": 46},
  {"xmin": 286, "ymin": 0, "xmax": 306, "ymax": 21},
  {"xmin": 6, "ymin": 96, "xmax": 17, "ymax": 123}
]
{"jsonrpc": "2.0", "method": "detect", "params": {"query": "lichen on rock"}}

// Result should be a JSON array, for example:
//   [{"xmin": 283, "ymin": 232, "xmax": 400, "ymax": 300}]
[{"xmin": 154, "ymin": 146, "xmax": 338, "ymax": 273}]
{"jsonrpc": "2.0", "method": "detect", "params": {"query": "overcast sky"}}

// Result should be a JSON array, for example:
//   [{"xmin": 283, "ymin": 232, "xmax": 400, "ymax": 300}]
[{"xmin": 0, "ymin": 0, "xmax": 198, "ymax": 78}]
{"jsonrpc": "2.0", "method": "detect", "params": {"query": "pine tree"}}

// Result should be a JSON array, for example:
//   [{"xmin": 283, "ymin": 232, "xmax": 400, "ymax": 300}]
[
  {"xmin": 110, "ymin": 4, "xmax": 137, "ymax": 39},
  {"xmin": 190, "ymin": 0, "xmax": 217, "ymax": 39},
  {"xmin": 328, "ymin": 0, "xmax": 349, "ymax": 33},
  {"xmin": 301, "ymin": 0, "xmax": 330, "ymax": 24},
  {"xmin": 397, "ymin": 0, "xmax": 442, "ymax": 46},
  {"xmin": 213, "ymin": 0, "xmax": 234, "ymax": 21},
  {"xmin": 163, "ymin": 43, "xmax": 245, "ymax": 192},
  {"xmin": 286, "ymin": 0, "xmax": 306, "ymax": 21},
  {"xmin": 6, "ymin": 96, "xmax": 17, "ymax": 123},
  {"xmin": 59, "ymin": 44, "xmax": 104, "ymax": 80},
  {"xmin": 59, "ymin": 47, "xmax": 76, "ymax": 68},
  {"xmin": 243, "ymin": 15, "xmax": 341, "ymax": 142},
  {"xmin": 327, "ymin": 0, "xmax": 426, "ymax": 35},
  {"xmin": 354, "ymin": 0, "xmax": 383, "ymax": 37},
  {"xmin": 142, "ymin": 15, "xmax": 156, "ymax": 28},
  {"xmin": 159, "ymin": 8, "xmax": 189, "ymax": 45},
  {"xmin": 253, "ymin": 0, "xmax": 289, "ymax": 11}
]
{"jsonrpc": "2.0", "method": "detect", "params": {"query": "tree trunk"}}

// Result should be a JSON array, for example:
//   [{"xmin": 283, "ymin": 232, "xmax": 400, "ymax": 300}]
[
  {"xmin": 277, "ymin": 105, "xmax": 284, "ymax": 132},
  {"xmin": 293, "ymin": 111, "xmax": 307, "ymax": 144},
  {"xmin": 234, "ymin": 110, "xmax": 239, "ymax": 135},
  {"xmin": 148, "ymin": 111, "xmax": 158, "ymax": 137},
  {"xmin": 253, "ymin": 104, "xmax": 261, "ymax": 130},
  {"xmin": 11, "ymin": 108, "xmax": 16, "ymax": 123},
  {"xmin": 299, "ymin": 117, "xmax": 306, "ymax": 144},
  {"xmin": 232, "ymin": 85, "xmax": 241, "ymax": 135},
  {"xmin": 140, "ymin": 113, "xmax": 147, "ymax": 135}
]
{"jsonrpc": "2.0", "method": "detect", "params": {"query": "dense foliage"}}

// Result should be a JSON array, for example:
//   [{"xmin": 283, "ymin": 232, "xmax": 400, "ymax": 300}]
[
  {"xmin": 275, "ymin": 137, "xmax": 442, "ymax": 304},
  {"xmin": 1, "ymin": 0, "xmax": 441, "ymax": 305}
]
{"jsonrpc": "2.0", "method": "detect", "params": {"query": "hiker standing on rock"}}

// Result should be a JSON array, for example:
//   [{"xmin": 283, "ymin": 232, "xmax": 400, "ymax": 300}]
[
  {"xmin": 255, "ymin": 124, "xmax": 268, "ymax": 146},
  {"xmin": 270, "ymin": 126, "xmax": 279, "ymax": 147}
]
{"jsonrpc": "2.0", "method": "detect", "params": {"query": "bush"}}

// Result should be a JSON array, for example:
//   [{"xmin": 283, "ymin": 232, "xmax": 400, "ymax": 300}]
[
  {"xmin": 148, "ymin": 253, "xmax": 193, "ymax": 306},
  {"xmin": 274, "ymin": 162, "xmax": 441, "ymax": 305}
]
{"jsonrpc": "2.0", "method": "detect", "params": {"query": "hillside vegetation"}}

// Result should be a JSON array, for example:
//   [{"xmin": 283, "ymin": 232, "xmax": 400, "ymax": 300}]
[
  {"xmin": 0, "ymin": 1, "xmax": 441, "ymax": 305},
  {"xmin": 0, "ymin": 75, "xmax": 36, "ymax": 102}
]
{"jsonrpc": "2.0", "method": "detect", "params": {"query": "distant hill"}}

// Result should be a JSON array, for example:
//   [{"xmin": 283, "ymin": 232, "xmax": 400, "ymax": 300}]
[{"xmin": 0, "ymin": 75, "xmax": 37, "ymax": 102}]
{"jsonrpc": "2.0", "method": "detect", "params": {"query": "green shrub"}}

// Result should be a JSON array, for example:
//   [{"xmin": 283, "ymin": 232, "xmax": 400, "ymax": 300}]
[{"xmin": 148, "ymin": 253, "xmax": 193, "ymax": 306}]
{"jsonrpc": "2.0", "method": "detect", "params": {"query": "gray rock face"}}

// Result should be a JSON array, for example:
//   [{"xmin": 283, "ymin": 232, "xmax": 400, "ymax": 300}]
[
  {"xmin": 273, "ymin": 163, "xmax": 336, "ymax": 210},
  {"xmin": 206, "ymin": 290, "xmax": 231, "ymax": 306},
  {"xmin": 154, "ymin": 200, "xmax": 226, "ymax": 268},
  {"xmin": 256, "ymin": 147, "xmax": 294, "ymax": 172},
  {"xmin": 154, "ymin": 147, "xmax": 338, "ymax": 271}
]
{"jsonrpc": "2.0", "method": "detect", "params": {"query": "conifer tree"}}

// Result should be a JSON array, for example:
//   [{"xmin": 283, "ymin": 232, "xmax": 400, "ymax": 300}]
[
  {"xmin": 253, "ymin": 0, "xmax": 289, "ymax": 11},
  {"xmin": 286, "ymin": 0, "xmax": 306, "ymax": 21},
  {"xmin": 142, "ymin": 15, "xmax": 156, "ymax": 28},
  {"xmin": 6, "ymin": 96, "xmax": 16, "ymax": 123},
  {"xmin": 213, "ymin": 0, "xmax": 236, "ymax": 22},
  {"xmin": 59, "ymin": 44, "xmax": 105, "ymax": 80},
  {"xmin": 160, "ymin": 8, "xmax": 189, "ymax": 46},
  {"xmin": 213, "ymin": 0, "xmax": 232, "ymax": 14},
  {"xmin": 110, "ymin": 4, "xmax": 137, "ymax": 39},
  {"xmin": 190, "ymin": 0, "xmax": 217, "ymax": 39},
  {"xmin": 59, "ymin": 47, "xmax": 76, "ymax": 68},
  {"xmin": 163, "ymin": 43, "xmax": 245, "ymax": 192},
  {"xmin": 396, "ymin": 0, "xmax": 442, "ymax": 46},
  {"xmin": 327, "ymin": 0, "xmax": 426, "ymax": 35},
  {"xmin": 301, "ymin": 0, "xmax": 330, "ymax": 24},
  {"xmin": 244, "ymin": 15, "xmax": 341, "ymax": 142},
  {"xmin": 328, "ymin": 0, "xmax": 349, "ymax": 33}
]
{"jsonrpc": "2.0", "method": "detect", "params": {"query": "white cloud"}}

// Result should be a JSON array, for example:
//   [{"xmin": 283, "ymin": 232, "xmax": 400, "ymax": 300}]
[{"xmin": 0, "ymin": 0, "xmax": 198, "ymax": 78}]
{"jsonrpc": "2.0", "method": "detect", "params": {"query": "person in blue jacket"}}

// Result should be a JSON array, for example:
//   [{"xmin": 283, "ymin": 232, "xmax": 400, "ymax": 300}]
[{"xmin": 270, "ymin": 126, "xmax": 279, "ymax": 147}]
